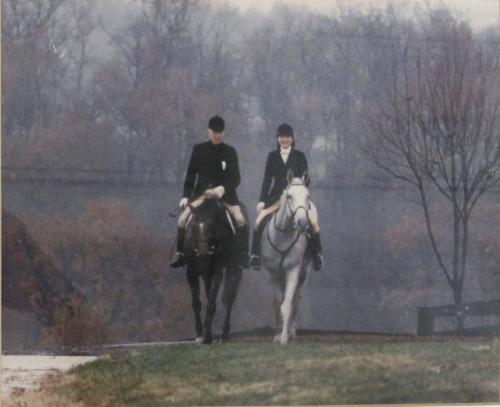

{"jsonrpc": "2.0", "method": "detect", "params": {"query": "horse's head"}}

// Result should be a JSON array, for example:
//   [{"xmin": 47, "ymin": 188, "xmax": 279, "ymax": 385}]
[
  {"xmin": 185, "ymin": 199, "xmax": 225, "ymax": 259},
  {"xmin": 281, "ymin": 172, "xmax": 311, "ymax": 233}
]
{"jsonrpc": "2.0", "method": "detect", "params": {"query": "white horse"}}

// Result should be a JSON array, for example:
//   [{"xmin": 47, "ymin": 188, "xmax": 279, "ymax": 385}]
[{"xmin": 261, "ymin": 173, "xmax": 312, "ymax": 344}]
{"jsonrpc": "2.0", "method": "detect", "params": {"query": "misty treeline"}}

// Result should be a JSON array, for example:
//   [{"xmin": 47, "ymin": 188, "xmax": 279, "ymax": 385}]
[
  {"xmin": 10, "ymin": 0, "xmax": 494, "ymax": 183},
  {"xmin": 3, "ymin": 0, "xmax": 500, "ymax": 345}
]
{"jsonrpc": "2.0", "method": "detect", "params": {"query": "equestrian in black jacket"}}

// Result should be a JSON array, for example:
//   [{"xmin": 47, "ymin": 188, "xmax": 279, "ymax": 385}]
[
  {"xmin": 259, "ymin": 149, "xmax": 308, "ymax": 207},
  {"xmin": 250, "ymin": 123, "xmax": 323, "ymax": 271},
  {"xmin": 170, "ymin": 115, "xmax": 249, "ymax": 269},
  {"xmin": 183, "ymin": 141, "xmax": 240, "ymax": 206}
]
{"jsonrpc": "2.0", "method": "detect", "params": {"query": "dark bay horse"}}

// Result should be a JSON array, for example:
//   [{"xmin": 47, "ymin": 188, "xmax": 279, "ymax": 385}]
[{"xmin": 183, "ymin": 198, "xmax": 242, "ymax": 344}]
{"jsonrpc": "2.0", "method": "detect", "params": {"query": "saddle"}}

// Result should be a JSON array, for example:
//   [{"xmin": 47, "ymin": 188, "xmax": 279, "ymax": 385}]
[
  {"xmin": 255, "ymin": 201, "xmax": 281, "ymax": 229},
  {"xmin": 256, "ymin": 212, "xmax": 273, "ymax": 235}
]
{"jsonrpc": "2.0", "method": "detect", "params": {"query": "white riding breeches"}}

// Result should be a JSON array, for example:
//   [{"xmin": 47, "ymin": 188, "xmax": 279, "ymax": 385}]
[{"xmin": 177, "ymin": 194, "xmax": 246, "ymax": 228}]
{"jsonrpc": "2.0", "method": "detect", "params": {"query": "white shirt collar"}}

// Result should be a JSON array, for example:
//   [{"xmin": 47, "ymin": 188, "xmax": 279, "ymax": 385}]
[{"xmin": 280, "ymin": 146, "xmax": 291, "ymax": 163}]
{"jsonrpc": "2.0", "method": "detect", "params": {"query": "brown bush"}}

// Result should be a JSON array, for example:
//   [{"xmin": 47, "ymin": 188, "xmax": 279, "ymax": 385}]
[{"xmin": 27, "ymin": 199, "xmax": 192, "ymax": 346}]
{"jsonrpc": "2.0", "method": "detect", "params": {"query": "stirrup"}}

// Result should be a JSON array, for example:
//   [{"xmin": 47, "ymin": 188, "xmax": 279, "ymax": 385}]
[
  {"xmin": 312, "ymin": 253, "xmax": 323, "ymax": 271},
  {"xmin": 250, "ymin": 255, "xmax": 261, "ymax": 270},
  {"xmin": 170, "ymin": 252, "xmax": 185, "ymax": 268}
]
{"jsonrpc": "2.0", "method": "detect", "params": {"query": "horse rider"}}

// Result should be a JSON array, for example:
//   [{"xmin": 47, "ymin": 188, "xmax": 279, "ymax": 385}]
[
  {"xmin": 170, "ymin": 115, "xmax": 249, "ymax": 268},
  {"xmin": 249, "ymin": 123, "xmax": 323, "ymax": 271}
]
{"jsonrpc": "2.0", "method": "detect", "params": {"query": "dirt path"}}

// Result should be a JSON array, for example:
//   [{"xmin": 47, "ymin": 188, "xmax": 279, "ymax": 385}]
[{"xmin": 2, "ymin": 355, "xmax": 98, "ymax": 400}]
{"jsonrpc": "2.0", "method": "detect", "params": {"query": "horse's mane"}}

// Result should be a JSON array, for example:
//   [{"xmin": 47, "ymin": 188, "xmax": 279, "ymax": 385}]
[
  {"xmin": 191, "ymin": 198, "xmax": 220, "ymax": 220},
  {"xmin": 188, "ymin": 198, "xmax": 231, "ymax": 242}
]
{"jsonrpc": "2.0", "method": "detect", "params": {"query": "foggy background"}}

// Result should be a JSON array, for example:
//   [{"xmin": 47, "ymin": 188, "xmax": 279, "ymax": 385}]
[{"xmin": 2, "ymin": 0, "xmax": 500, "ymax": 353}]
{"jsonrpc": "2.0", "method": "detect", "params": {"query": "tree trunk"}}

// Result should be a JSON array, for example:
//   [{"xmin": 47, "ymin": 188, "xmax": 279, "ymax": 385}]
[{"xmin": 453, "ymin": 283, "xmax": 465, "ymax": 333}]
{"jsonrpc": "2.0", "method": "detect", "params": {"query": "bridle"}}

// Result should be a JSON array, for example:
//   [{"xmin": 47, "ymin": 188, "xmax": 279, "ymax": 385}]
[
  {"xmin": 273, "ymin": 182, "xmax": 310, "ymax": 234},
  {"xmin": 266, "ymin": 181, "xmax": 310, "ymax": 269},
  {"xmin": 188, "ymin": 201, "xmax": 220, "ymax": 257}
]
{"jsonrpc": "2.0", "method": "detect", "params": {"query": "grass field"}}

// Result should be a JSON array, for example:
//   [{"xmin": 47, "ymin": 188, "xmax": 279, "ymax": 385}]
[{"xmin": 6, "ymin": 335, "xmax": 500, "ymax": 406}]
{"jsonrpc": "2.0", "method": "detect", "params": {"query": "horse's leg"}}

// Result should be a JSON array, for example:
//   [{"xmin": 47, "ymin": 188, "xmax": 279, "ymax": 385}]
[
  {"xmin": 200, "ymin": 272, "xmax": 212, "ymax": 343},
  {"xmin": 289, "ymin": 269, "xmax": 307, "ymax": 339},
  {"xmin": 203, "ymin": 263, "xmax": 223, "ymax": 344},
  {"xmin": 222, "ymin": 261, "xmax": 242, "ymax": 341},
  {"xmin": 202, "ymin": 271, "xmax": 212, "ymax": 302},
  {"xmin": 186, "ymin": 266, "xmax": 203, "ymax": 341},
  {"xmin": 289, "ymin": 291, "xmax": 300, "ymax": 339},
  {"xmin": 279, "ymin": 267, "xmax": 301, "ymax": 345},
  {"xmin": 272, "ymin": 275, "xmax": 285, "ymax": 343}
]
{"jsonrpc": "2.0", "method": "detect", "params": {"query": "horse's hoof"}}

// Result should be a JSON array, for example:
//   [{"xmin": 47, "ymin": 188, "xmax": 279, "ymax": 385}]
[
  {"xmin": 280, "ymin": 335, "xmax": 289, "ymax": 345},
  {"xmin": 202, "ymin": 337, "xmax": 213, "ymax": 345},
  {"xmin": 273, "ymin": 335, "xmax": 281, "ymax": 343},
  {"xmin": 195, "ymin": 336, "xmax": 203, "ymax": 344}
]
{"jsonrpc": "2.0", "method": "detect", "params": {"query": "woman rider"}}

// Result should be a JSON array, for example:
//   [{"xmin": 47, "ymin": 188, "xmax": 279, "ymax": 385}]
[{"xmin": 249, "ymin": 123, "xmax": 323, "ymax": 271}]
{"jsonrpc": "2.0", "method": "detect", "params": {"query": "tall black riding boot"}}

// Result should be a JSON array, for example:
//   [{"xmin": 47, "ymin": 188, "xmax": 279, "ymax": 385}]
[
  {"xmin": 235, "ymin": 224, "xmax": 249, "ymax": 269},
  {"xmin": 170, "ymin": 227, "xmax": 185, "ymax": 268},
  {"xmin": 250, "ymin": 226, "xmax": 263, "ymax": 270},
  {"xmin": 309, "ymin": 232, "xmax": 324, "ymax": 271}
]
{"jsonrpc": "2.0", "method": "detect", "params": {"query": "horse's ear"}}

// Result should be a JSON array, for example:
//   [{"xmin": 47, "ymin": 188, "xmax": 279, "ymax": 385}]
[
  {"xmin": 287, "ymin": 170, "xmax": 294, "ymax": 185},
  {"xmin": 301, "ymin": 170, "xmax": 308, "ymax": 184}
]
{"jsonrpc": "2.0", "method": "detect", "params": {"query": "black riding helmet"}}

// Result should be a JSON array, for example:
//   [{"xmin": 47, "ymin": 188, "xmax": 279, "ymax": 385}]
[
  {"xmin": 276, "ymin": 123, "xmax": 296, "ymax": 149},
  {"xmin": 208, "ymin": 115, "xmax": 225, "ymax": 133}
]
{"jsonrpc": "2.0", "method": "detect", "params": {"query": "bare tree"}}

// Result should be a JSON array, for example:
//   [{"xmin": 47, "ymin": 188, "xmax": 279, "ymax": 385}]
[
  {"xmin": 242, "ymin": 6, "xmax": 334, "ymax": 165},
  {"xmin": 64, "ymin": 0, "xmax": 98, "ymax": 101},
  {"xmin": 361, "ymin": 10, "xmax": 500, "ymax": 330},
  {"xmin": 98, "ymin": 0, "xmax": 248, "ymax": 183},
  {"xmin": 97, "ymin": 0, "xmax": 205, "ymax": 182},
  {"xmin": 2, "ymin": 0, "xmax": 68, "ymax": 136}
]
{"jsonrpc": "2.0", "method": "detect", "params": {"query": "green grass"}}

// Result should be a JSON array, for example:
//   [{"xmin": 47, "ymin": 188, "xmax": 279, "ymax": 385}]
[{"xmin": 53, "ymin": 336, "xmax": 499, "ymax": 406}]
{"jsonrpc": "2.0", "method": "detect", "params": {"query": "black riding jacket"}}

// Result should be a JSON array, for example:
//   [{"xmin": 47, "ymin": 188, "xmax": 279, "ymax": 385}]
[
  {"xmin": 183, "ymin": 141, "xmax": 241, "ymax": 205},
  {"xmin": 259, "ymin": 148, "xmax": 308, "ymax": 207}
]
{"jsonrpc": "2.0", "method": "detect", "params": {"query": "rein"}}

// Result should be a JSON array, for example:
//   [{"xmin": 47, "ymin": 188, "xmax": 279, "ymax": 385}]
[{"xmin": 266, "ymin": 224, "xmax": 303, "ymax": 270}]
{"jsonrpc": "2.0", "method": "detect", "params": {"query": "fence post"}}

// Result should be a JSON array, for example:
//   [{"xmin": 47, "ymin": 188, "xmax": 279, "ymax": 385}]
[{"xmin": 417, "ymin": 307, "xmax": 434, "ymax": 335}]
